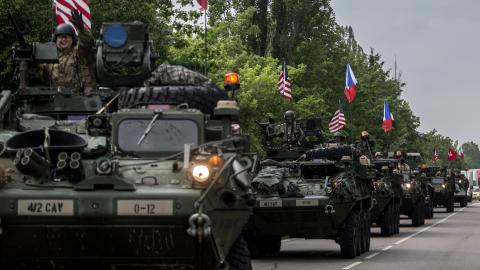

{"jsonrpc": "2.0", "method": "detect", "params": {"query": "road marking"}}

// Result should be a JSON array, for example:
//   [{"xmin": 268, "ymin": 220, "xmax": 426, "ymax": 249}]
[
  {"xmin": 394, "ymin": 209, "xmax": 461, "ymax": 245},
  {"xmin": 342, "ymin": 261, "xmax": 363, "ymax": 270},
  {"xmin": 365, "ymin": 252, "xmax": 380, "ymax": 259},
  {"xmin": 340, "ymin": 205, "xmax": 471, "ymax": 269},
  {"xmin": 382, "ymin": 245, "xmax": 393, "ymax": 251}
]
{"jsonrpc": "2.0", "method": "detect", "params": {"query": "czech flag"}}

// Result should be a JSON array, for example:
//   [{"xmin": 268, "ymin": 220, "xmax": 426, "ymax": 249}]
[
  {"xmin": 344, "ymin": 64, "xmax": 357, "ymax": 103},
  {"xmin": 382, "ymin": 100, "xmax": 393, "ymax": 132}
]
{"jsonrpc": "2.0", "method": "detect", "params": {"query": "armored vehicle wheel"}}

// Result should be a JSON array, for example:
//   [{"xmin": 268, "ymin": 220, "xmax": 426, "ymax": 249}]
[
  {"xmin": 339, "ymin": 212, "xmax": 359, "ymax": 258},
  {"xmin": 363, "ymin": 210, "xmax": 371, "ymax": 252},
  {"xmin": 460, "ymin": 196, "xmax": 467, "ymax": 207},
  {"xmin": 380, "ymin": 204, "xmax": 394, "ymax": 236},
  {"xmin": 446, "ymin": 196, "xmax": 454, "ymax": 213},
  {"xmin": 411, "ymin": 198, "xmax": 425, "ymax": 227},
  {"xmin": 394, "ymin": 204, "xmax": 400, "ymax": 234},
  {"xmin": 224, "ymin": 234, "xmax": 253, "ymax": 270},
  {"xmin": 305, "ymin": 145, "xmax": 353, "ymax": 161},
  {"xmin": 425, "ymin": 202, "xmax": 434, "ymax": 219},
  {"xmin": 118, "ymin": 85, "xmax": 228, "ymax": 115},
  {"xmin": 247, "ymin": 235, "xmax": 281, "ymax": 258},
  {"xmin": 355, "ymin": 212, "xmax": 362, "ymax": 256}
]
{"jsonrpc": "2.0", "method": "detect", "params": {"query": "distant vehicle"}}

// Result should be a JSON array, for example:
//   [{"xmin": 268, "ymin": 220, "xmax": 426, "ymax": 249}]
[{"xmin": 472, "ymin": 186, "xmax": 480, "ymax": 200}]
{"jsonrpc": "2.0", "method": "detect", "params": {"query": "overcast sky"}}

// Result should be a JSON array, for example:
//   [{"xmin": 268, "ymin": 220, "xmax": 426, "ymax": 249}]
[{"xmin": 331, "ymin": 1, "xmax": 480, "ymax": 144}]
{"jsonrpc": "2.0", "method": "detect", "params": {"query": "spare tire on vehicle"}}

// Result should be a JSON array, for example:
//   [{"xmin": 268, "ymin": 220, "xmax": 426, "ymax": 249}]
[
  {"xmin": 118, "ymin": 85, "xmax": 227, "ymax": 115},
  {"xmin": 305, "ymin": 145, "xmax": 353, "ymax": 161}
]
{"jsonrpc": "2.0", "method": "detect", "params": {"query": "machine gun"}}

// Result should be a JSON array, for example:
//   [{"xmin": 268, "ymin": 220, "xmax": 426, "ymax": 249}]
[
  {"xmin": 7, "ymin": 11, "xmax": 58, "ymax": 92},
  {"xmin": 256, "ymin": 117, "xmax": 323, "ymax": 161}
]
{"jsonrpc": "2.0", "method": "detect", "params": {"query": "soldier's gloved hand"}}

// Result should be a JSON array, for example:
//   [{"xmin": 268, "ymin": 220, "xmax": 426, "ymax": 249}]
[{"xmin": 71, "ymin": 9, "xmax": 84, "ymax": 30}]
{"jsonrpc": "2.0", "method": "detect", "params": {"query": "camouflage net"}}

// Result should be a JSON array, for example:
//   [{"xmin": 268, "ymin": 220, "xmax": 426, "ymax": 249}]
[{"xmin": 144, "ymin": 64, "xmax": 213, "ymax": 86}]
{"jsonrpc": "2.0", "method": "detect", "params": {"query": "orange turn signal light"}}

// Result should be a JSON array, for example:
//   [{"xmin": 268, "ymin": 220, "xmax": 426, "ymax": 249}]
[{"xmin": 208, "ymin": 155, "xmax": 224, "ymax": 167}]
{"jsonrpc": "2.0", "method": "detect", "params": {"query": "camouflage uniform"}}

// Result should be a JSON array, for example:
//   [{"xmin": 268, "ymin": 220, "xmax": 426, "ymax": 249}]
[{"xmin": 40, "ymin": 29, "xmax": 96, "ymax": 95}]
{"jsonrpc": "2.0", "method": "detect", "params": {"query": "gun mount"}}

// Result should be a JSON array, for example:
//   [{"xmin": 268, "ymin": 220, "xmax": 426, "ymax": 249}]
[{"xmin": 257, "ymin": 117, "xmax": 323, "ymax": 161}]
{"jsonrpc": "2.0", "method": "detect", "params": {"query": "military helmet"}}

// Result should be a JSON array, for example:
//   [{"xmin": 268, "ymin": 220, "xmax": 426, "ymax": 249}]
[
  {"xmin": 53, "ymin": 24, "xmax": 78, "ymax": 46},
  {"xmin": 284, "ymin": 110, "xmax": 296, "ymax": 120}
]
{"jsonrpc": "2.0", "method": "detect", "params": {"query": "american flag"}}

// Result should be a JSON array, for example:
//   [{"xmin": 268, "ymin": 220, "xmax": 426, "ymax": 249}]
[
  {"xmin": 53, "ymin": 0, "xmax": 92, "ymax": 31},
  {"xmin": 277, "ymin": 61, "xmax": 292, "ymax": 101},
  {"xmin": 432, "ymin": 148, "xmax": 439, "ymax": 162},
  {"xmin": 329, "ymin": 103, "xmax": 346, "ymax": 133}
]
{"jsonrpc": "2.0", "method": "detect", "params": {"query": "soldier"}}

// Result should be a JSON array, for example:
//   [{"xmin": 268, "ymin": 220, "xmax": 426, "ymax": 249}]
[
  {"xmin": 39, "ymin": 10, "xmax": 96, "ymax": 95},
  {"xmin": 282, "ymin": 110, "xmax": 304, "ymax": 149},
  {"xmin": 395, "ymin": 150, "xmax": 411, "ymax": 172},
  {"xmin": 333, "ymin": 131, "xmax": 346, "ymax": 144}
]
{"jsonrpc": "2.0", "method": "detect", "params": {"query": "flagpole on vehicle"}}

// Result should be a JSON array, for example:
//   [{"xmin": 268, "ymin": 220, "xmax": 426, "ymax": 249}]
[{"xmin": 203, "ymin": 4, "xmax": 208, "ymax": 76}]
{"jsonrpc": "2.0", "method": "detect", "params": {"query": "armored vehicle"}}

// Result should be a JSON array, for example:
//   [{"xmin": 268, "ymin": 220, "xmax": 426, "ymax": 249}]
[
  {"xmin": 420, "ymin": 166, "xmax": 455, "ymax": 212},
  {"xmin": 0, "ymin": 18, "xmax": 254, "ymax": 270},
  {"xmin": 370, "ymin": 158, "xmax": 401, "ymax": 236},
  {"xmin": 394, "ymin": 152, "xmax": 432, "ymax": 226},
  {"xmin": 453, "ymin": 171, "xmax": 469, "ymax": 207},
  {"xmin": 247, "ymin": 119, "xmax": 374, "ymax": 258}
]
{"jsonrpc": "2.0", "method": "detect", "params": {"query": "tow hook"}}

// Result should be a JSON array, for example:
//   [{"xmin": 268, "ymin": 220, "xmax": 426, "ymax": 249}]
[
  {"xmin": 325, "ymin": 204, "xmax": 335, "ymax": 214},
  {"xmin": 187, "ymin": 213, "xmax": 212, "ymax": 240}
]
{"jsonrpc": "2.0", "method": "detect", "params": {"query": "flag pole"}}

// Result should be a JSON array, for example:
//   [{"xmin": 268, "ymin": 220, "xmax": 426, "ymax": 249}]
[{"xmin": 203, "ymin": 7, "xmax": 208, "ymax": 76}]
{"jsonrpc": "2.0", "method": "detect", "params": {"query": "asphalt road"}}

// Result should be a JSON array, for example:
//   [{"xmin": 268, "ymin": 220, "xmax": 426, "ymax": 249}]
[{"xmin": 253, "ymin": 202, "xmax": 480, "ymax": 270}]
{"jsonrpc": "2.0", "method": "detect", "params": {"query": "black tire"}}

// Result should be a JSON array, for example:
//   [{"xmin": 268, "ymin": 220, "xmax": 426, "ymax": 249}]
[
  {"xmin": 340, "ymin": 212, "xmax": 359, "ymax": 258},
  {"xmin": 118, "ymin": 85, "xmax": 228, "ymax": 115},
  {"xmin": 364, "ymin": 211, "xmax": 371, "ymax": 252},
  {"xmin": 247, "ymin": 235, "xmax": 281, "ymax": 258},
  {"xmin": 305, "ymin": 146, "xmax": 353, "ymax": 161},
  {"xmin": 225, "ymin": 234, "xmax": 253, "ymax": 270},
  {"xmin": 355, "ymin": 213, "xmax": 362, "ymax": 256},
  {"xmin": 380, "ymin": 204, "xmax": 393, "ymax": 236},
  {"xmin": 394, "ymin": 203, "xmax": 400, "ymax": 234},
  {"xmin": 446, "ymin": 196, "xmax": 454, "ymax": 213},
  {"xmin": 411, "ymin": 198, "xmax": 425, "ymax": 227},
  {"xmin": 460, "ymin": 196, "xmax": 466, "ymax": 207},
  {"xmin": 424, "ymin": 202, "xmax": 433, "ymax": 219}
]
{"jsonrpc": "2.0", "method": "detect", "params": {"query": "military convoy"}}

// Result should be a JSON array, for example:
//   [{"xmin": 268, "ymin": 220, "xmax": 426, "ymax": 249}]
[
  {"xmin": 0, "ymin": 12, "xmax": 471, "ymax": 270},
  {"xmin": 0, "ymin": 19, "xmax": 255, "ymax": 270}
]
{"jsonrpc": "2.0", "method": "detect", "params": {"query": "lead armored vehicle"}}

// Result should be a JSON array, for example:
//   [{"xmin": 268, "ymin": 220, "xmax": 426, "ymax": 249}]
[
  {"xmin": 247, "ymin": 117, "xmax": 374, "ymax": 258},
  {"xmin": 0, "ymin": 18, "xmax": 254, "ymax": 270}
]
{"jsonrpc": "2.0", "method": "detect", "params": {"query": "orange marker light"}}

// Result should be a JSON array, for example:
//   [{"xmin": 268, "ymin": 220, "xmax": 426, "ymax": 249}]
[
  {"xmin": 224, "ymin": 73, "xmax": 239, "ymax": 85},
  {"xmin": 208, "ymin": 155, "xmax": 224, "ymax": 167},
  {"xmin": 224, "ymin": 73, "xmax": 240, "ymax": 91}
]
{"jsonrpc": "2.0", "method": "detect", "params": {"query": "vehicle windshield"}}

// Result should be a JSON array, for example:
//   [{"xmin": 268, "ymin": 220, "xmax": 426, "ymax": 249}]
[
  {"xmin": 117, "ymin": 119, "xmax": 199, "ymax": 153},
  {"xmin": 432, "ymin": 178, "xmax": 445, "ymax": 184}
]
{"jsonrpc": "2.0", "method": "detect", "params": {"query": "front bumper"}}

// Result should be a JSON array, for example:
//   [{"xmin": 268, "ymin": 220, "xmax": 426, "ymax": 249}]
[
  {"xmin": 251, "ymin": 195, "xmax": 354, "ymax": 239},
  {"xmin": 0, "ymin": 187, "xmax": 250, "ymax": 269}
]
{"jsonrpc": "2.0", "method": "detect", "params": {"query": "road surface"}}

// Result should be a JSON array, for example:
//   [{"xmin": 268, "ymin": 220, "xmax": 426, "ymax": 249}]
[{"xmin": 253, "ymin": 202, "xmax": 480, "ymax": 270}]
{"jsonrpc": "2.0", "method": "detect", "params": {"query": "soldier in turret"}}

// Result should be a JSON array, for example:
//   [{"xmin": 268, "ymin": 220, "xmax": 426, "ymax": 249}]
[
  {"xmin": 395, "ymin": 150, "xmax": 411, "ymax": 172},
  {"xmin": 282, "ymin": 110, "xmax": 304, "ymax": 150},
  {"xmin": 38, "ymin": 10, "xmax": 96, "ymax": 95}
]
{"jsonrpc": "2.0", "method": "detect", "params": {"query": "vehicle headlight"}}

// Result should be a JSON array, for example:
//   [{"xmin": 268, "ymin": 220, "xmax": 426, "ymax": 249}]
[
  {"xmin": 191, "ymin": 164, "xmax": 210, "ymax": 183},
  {"xmin": 442, "ymin": 184, "xmax": 446, "ymax": 188},
  {"xmin": 405, "ymin": 183, "xmax": 411, "ymax": 189}
]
